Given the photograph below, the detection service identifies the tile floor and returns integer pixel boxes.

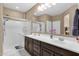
[3,47,30,56]
[3,32,30,56]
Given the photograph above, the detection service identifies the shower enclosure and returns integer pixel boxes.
[3,17,27,55]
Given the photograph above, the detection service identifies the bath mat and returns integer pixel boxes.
[15,46,23,49]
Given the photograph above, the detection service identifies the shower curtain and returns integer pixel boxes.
[73,9,79,36]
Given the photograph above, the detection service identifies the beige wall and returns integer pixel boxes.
[52,15,62,21]
[25,4,39,21]
[0,4,3,56]
[52,15,63,34]
[38,15,52,21]
[3,7,25,19]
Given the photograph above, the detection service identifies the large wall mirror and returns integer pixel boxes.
[31,21,46,33]
[45,20,51,33]
[52,20,61,34]
[33,3,78,37]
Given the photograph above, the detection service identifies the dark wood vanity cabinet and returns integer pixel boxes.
[25,36,79,56]
[25,36,41,56]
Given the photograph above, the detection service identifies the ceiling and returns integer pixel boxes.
[35,3,76,16]
[3,3,36,12]
[3,3,76,16]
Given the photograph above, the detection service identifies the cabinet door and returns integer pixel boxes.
[28,38,33,54]
[25,37,29,51]
[54,52,62,56]
[33,39,41,56]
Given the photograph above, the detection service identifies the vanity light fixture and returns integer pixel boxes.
[51,3,56,5]
[37,3,56,12]
[40,4,47,10]
[37,6,44,11]
[44,3,52,8]
[35,3,56,15]
[37,3,48,12]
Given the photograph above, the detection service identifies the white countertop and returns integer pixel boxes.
[23,34,79,54]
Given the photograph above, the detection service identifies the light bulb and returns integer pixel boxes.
[44,3,52,8]
[51,3,56,5]
[41,4,47,10]
[37,6,44,11]
[16,6,19,9]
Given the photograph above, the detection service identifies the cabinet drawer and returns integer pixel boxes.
[33,44,40,53]
[54,52,63,56]
[33,51,40,56]
[41,42,55,51]
[54,46,79,56]
[41,48,54,56]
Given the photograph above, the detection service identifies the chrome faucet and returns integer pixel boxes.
[50,34,53,39]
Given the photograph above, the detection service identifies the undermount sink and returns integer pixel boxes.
[51,37,66,44]
[52,37,74,45]
[52,36,66,41]
[58,37,64,41]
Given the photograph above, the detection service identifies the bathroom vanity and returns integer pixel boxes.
[24,34,79,56]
